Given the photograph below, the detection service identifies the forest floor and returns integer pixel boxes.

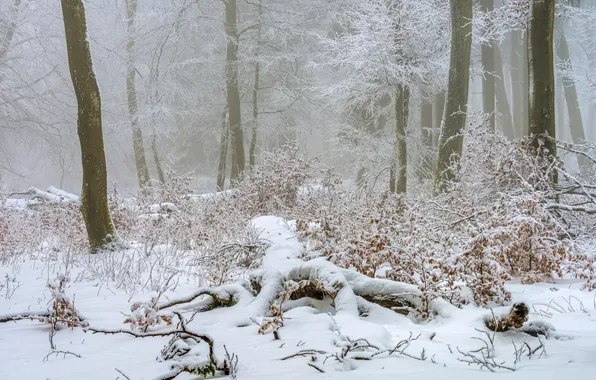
[1,216,596,380]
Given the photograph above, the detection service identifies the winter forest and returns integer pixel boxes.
[2,0,596,379]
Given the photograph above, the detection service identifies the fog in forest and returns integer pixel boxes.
[1,0,592,195]
[3,2,596,378]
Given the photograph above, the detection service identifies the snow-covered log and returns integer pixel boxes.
[157,216,432,326]
[27,187,79,204]
[46,186,80,202]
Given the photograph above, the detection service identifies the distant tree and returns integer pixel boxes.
[0,0,20,60]
[320,0,449,193]
[511,29,529,138]
[225,0,245,185]
[556,30,587,167]
[124,0,151,187]
[434,0,473,193]
[61,0,115,252]
[481,0,496,130]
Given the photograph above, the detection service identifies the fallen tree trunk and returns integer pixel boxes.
[157,216,430,324]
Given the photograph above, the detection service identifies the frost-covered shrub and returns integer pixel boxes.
[231,145,314,216]
[294,127,587,311]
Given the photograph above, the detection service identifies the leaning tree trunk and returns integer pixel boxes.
[434,0,473,193]
[494,44,515,139]
[225,0,245,185]
[528,0,557,180]
[556,32,587,168]
[125,0,150,187]
[216,108,229,191]
[481,0,496,130]
[61,0,115,252]
[389,85,409,194]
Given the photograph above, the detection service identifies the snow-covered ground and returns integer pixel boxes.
[1,216,595,380]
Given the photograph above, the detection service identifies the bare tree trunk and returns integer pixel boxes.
[389,85,409,193]
[511,29,528,138]
[494,44,515,139]
[61,0,115,252]
[225,0,245,185]
[249,62,259,171]
[556,77,565,140]
[556,32,587,167]
[433,91,445,147]
[216,108,229,191]
[481,0,495,130]
[0,0,21,60]
[249,0,262,171]
[528,0,557,177]
[125,0,150,187]
[151,131,165,184]
[434,0,473,193]
[419,95,433,179]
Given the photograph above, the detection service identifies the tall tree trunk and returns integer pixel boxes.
[249,0,262,171]
[556,32,587,167]
[556,77,565,140]
[528,0,557,177]
[494,44,515,139]
[249,62,259,171]
[420,95,433,179]
[389,85,409,193]
[434,0,473,193]
[511,29,529,138]
[61,0,115,252]
[481,0,495,130]
[125,0,150,187]
[225,0,245,185]
[433,91,445,147]
[0,0,21,60]
[216,108,229,191]
[151,130,165,184]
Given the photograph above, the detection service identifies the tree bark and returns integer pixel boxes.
[389,85,409,194]
[125,0,150,187]
[494,44,515,139]
[419,95,433,179]
[556,32,587,167]
[225,0,245,185]
[249,0,262,172]
[528,0,557,176]
[434,0,473,193]
[216,108,229,191]
[433,91,445,147]
[511,29,528,138]
[61,0,115,252]
[151,131,165,184]
[481,0,495,130]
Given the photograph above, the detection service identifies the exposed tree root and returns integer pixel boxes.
[156,284,252,312]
